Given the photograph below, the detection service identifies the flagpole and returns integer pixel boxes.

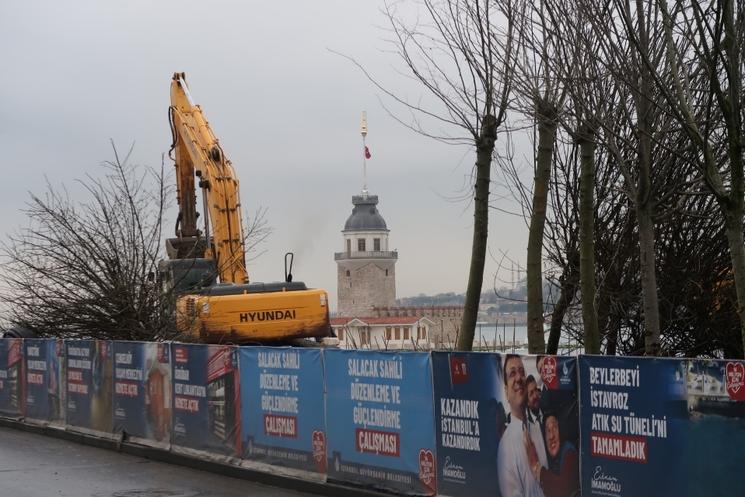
[361,111,368,197]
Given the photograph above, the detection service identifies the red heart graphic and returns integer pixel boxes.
[541,356,558,390]
[312,430,327,472]
[418,448,436,493]
[726,362,745,401]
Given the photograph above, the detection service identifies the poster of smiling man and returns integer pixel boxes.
[434,353,578,497]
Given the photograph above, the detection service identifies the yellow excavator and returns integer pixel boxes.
[159,72,331,344]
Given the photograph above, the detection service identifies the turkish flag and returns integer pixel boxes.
[364,146,371,159]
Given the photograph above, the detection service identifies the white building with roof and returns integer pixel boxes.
[331,315,435,350]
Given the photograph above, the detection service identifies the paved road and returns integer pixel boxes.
[0,426,313,497]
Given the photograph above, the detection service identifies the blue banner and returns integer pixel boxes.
[324,350,437,496]
[171,343,241,455]
[432,353,578,497]
[65,340,113,432]
[113,341,172,444]
[239,347,327,473]
[432,352,501,497]
[0,338,24,417]
[24,339,54,420]
[579,355,745,497]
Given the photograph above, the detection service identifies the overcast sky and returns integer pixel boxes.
[0,0,531,312]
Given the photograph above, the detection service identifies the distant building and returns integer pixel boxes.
[335,193,397,317]
[371,305,463,349]
[334,191,463,349]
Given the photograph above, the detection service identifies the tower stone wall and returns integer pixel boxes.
[337,261,396,317]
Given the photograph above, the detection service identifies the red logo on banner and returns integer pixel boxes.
[157,343,169,363]
[726,362,745,401]
[418,449,436,491]
[450,356,469,384]
[207,347,233,382]
[312,430,327,472]
[175,347,188,364]
[541,356,558,390]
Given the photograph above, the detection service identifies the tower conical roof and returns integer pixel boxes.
[343,195,388,231]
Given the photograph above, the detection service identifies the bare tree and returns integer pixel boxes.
[625,0,745,357]
[542,137,582,353]
[508,0,568,353]
[580,0,689,355]
[547,0,614,354]
[503,0,616,353]
[361,0,520,351]
[0,144,272,342]
[1,144,172,340]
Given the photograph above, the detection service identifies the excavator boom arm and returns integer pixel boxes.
[169,72,248,284]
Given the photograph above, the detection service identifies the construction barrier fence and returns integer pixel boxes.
[1,338,744,497]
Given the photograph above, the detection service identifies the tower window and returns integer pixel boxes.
[346,270,350,277]
[374,238,381,251]
[385,269,389,276]
[358,238,366,251]
[346,239,351,253]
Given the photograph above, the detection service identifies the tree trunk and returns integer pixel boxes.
[633,0,662,356]
[605,314,620,356]
[723,200,745,358]
[578,126,600,353]
[721,0,745,358]
[638,204,661,354]
[546,249,579,354]
[527,106,558,354]
[596,282,612,354]
[457,114,498,351]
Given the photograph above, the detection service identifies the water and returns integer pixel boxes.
[474,323,527,346]
[469,323,582,355]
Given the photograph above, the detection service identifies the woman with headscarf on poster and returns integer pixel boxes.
[523,412,579,497]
